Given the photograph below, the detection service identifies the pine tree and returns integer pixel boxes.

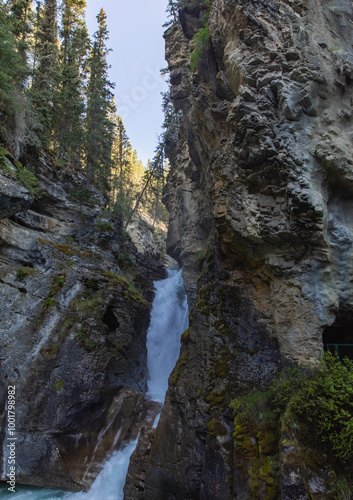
[0,1,22,127]
[85,8,115,189]
[7,0,33,80]
[0,0,37,157]
[164,0,179,27]
[56,0,89,165]
[110,116,134,217]
[125,138,168,228]
[30,0,59,146]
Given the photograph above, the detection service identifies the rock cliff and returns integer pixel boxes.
[0,149,164,491]
[126,0,353,498]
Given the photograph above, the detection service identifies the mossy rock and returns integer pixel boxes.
[40,345,59,360]
[48,274,66,297]
[54,380,64,392]
[172,352,190,384]
[70,291,104,320]
[207,418,228,436]
[181,328,191,343]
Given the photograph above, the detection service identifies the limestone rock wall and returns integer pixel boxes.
[126,0,353,498]
[0,151,164,491]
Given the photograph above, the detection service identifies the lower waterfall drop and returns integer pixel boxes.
[2,269,188,499]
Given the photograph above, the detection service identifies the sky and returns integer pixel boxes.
[85,0,169,166]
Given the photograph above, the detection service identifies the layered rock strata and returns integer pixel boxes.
[126,0,353,498]
[0,150,164,491]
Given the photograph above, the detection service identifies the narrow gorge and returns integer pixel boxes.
[1,0,353,498]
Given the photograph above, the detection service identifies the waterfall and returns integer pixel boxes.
[147,269,189,402]
[1,269,188,499]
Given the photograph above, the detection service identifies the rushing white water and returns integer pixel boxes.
[1,269,188,499]
[147,269,189,402]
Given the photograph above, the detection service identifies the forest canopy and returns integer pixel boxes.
[0,0,170,225]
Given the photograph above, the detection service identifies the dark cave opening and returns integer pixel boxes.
[323,322,353,360]
[103,306,120,332]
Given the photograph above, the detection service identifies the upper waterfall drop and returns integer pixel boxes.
[147,269,189,403]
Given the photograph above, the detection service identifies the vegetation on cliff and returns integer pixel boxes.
[231,353,353,497]
[0,0,167,227]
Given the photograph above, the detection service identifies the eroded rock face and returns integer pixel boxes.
[127,0,353,498]
[0,152,163,491]
[0,171,32,219]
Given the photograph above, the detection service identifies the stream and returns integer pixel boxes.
[0,269,188,499]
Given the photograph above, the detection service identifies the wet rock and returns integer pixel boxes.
[0,151,163,491]
[128,0,353,497]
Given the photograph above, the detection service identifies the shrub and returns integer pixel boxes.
[269,365,307,414]
[231,353,353,463]
[16,164,42,198]
[48,274,66,297]
[290,353,353,462]
[15,267,32,281]
[117,252,135,270]
[0,147,12,173]
[69,186,91,203]
[96,220,113,232]
[190,23,211,72]
[44,298,58,308]
[231,390,275,426]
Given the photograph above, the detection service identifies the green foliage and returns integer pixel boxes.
[104,271,146,304]
[15,266,33,281]
[54,380,64,391]
[0,5,22,109]
[16,164,42,198]
[190,23,211,72]
[56,0,89,165]
[49,274,66,297]
[30,0,60,145]
[290,353,353,462]
[230,390,275,426]
[270,366,306,414]
[69,186,91,203]
[336,475,353,500]
[44,297,58,308]
[120,227,128,242]
[196,250,206,262]
[172,352,189,384]
[85,8,115,189]
[0,148,13,173]
[96,220,113,231]
[74,325,99,351]
[0,149,41,197]
[117,252,134,270]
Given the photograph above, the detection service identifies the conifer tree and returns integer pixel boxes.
[0,1,22,124]
[30,0,59,146]
[164,0,179,27]
[0,0,37,156]
[110,116,133,217]
[56,0,89,165]
[7,0,33,79]
[85,8,115,189]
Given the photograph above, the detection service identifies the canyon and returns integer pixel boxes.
[1,0,353,498]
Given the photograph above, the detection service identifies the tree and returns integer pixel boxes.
[30,0,59,146]
[0,0,37,157]
[85,8,115,190]
[7,0,33,79]
[125,138,168,228]
[164,0,179,27]
[55,0,89,165]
